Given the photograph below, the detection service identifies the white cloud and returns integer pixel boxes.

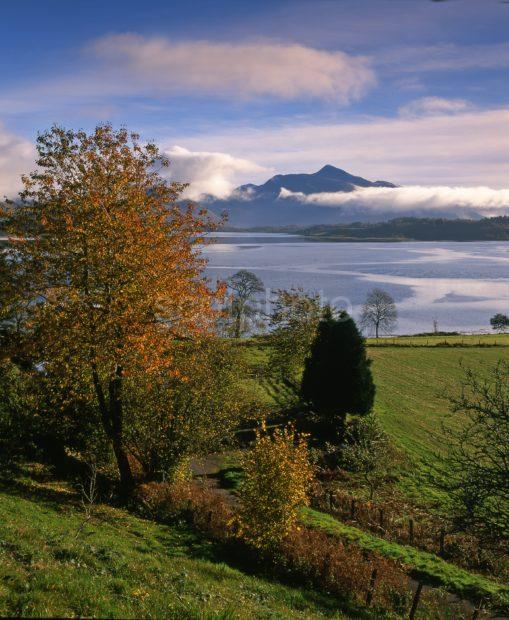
[279,185,509,216]
[0,125,34,198]
[0,129,265,201]
[172,107,509,188]
[89,34,376,102]
[398,97,472,118]
[163,146,268,199]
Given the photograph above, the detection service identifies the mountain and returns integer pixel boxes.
[203,165,459,227]
[237,165,396,198]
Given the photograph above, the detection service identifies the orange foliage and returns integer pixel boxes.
[6,124,223,491]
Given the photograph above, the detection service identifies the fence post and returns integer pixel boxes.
[471,599,484,620]
[439,528,445,556]
[409,582,423,620]
[408,518,414,544]
[322,552,332,582]
[350,498,356,519]
[365,567,378,606]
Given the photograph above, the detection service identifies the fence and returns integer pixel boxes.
[311,488,501,577]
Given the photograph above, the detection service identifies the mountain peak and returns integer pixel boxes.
[316,164,347,176]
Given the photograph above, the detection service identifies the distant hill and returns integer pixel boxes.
[294,216,509,242]
[204,165,471,227]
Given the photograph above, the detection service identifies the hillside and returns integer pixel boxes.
[0,465,364,619]
[2,338,508,618]
[369,344,509,502]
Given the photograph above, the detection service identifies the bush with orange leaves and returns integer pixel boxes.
[238,424,314,551]
[134,479,234,541]
[280,525,409,612]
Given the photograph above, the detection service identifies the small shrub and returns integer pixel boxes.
[238,424,314,551]
[134,480,234,541]
[341,413,398,500]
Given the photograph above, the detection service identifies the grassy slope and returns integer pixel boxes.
[369,346,509,502]
[0,467,366,619]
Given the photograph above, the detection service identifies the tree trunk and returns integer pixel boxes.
[109,366,134,498]
[233,301,244,338]
[375,322,379,339]
[92,364,134,499]
[111,437,134,498]
[234,312,241,338]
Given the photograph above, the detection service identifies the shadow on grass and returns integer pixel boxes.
[209,466,244,490]
[0,474,79,509]
[153,523,377,619]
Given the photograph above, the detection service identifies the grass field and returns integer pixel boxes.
[367,333,509,347]
[242,338,509,506]
[369,345,509,503]
[0,465,369,619]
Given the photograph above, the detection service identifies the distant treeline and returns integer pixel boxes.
[221,217,509,241]
[297,216,509,241]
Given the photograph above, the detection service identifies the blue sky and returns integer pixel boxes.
[1,0,509,209]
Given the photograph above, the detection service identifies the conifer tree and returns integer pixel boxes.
[300,308,375,441]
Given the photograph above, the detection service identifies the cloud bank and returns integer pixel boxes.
[163,146,268,199]
[279,185,509,216]
[0,125,34,198]
[89,34,375,102]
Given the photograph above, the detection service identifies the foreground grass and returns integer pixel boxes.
[302,508,509,609]
[0,466,368,619]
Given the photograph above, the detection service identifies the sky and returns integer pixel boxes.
[1,0,509,212]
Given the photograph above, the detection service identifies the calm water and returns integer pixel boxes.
[203,233,509,335]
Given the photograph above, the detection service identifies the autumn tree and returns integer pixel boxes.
[5,124,220,496]
[225,270,264,338]
[360,288,397,338]
[268,288,322,391]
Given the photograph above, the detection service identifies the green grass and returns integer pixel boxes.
[0,465,368,619]
[369,346,509,503]
[301,508,509,608]
[243,339,509,506]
